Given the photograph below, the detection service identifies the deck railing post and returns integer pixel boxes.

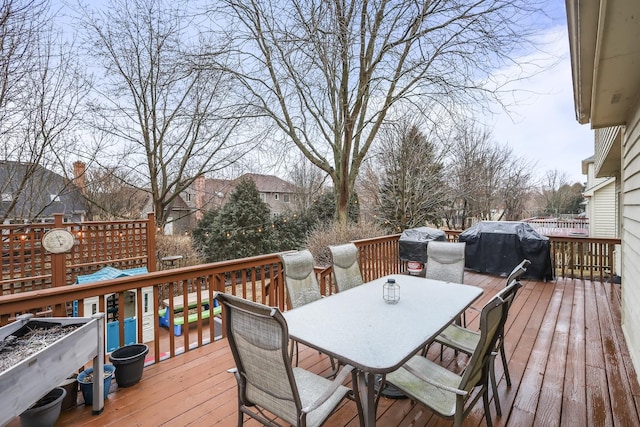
[147,212,157,272]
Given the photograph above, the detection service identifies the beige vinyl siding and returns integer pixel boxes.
[622,102,640,378]
[596,126,619,172]
[592,181,617,237]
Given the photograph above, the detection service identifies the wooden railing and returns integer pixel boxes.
[0,253,286,364]
[548,236,620,281]
[0,231,621,368]
[1,213,155,294]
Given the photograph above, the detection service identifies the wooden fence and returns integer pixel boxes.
[1,213,155,295]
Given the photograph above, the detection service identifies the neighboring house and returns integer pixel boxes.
[581,156,618,238]
[183,173,299,222]
[566,0,640,380]
[138,173,299,235]
[0,161,88,223]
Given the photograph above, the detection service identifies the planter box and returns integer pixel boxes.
[0,313,106,426]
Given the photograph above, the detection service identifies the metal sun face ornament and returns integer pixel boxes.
[383,278,400,304]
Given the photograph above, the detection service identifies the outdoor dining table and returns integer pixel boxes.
[282,274,483,427]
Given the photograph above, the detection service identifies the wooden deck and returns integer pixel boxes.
[11,272,640,427]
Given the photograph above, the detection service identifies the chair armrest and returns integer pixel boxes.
[302,364,354,413]
[468,305,481,313]
[403,364,468,396]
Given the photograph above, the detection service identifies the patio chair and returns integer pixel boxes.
[280,250,322,309]
[425,241,466,325]
[329,243,363,292]
[219,293,354,427]
[280,250,336,372]
[425,241,466,283]
[432,279,524,416]
[382,293,508,427]
[507,259,531,283]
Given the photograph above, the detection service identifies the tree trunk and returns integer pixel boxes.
[335,179,350,225]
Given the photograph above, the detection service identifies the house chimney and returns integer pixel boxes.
[73,161,86,194]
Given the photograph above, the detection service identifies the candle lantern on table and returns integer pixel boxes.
[383,278,400,304]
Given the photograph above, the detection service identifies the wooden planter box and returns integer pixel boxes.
[0,313,105,426]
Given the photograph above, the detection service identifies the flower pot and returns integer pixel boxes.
[20,387,66,427]
[109,343,149,387]
[59,374,78,411]
[77,365,115,405]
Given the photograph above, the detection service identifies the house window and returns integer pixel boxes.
[186,193,192,202]
[274,193,279,200]
[259,193,266,202]
[283,194,290,203]
[50,194,61,202]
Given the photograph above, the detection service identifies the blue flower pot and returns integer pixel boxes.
[77,365,115,405]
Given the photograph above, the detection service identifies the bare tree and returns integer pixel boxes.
[213,0,541,224]
[77,0,256,230]
[0,0,89,222]
[83,165,148,220]
[538,169,584,216]
[287,154,328,214]
[444,122,514,228]
[370,121,446,231]
[498,158,535,221]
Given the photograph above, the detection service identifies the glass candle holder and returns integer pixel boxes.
[383,278,400,304]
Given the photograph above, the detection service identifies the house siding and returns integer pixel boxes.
[592,181,617,237]
[622,102,640,377]
[595,126,618,172]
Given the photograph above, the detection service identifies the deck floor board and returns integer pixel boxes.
[7,273,638,427]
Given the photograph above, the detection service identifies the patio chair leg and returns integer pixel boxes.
[500,341,512,386]
[237,399,244,426]
[289,339,299,366]
[483,387,494,427]
[490,353,502,416]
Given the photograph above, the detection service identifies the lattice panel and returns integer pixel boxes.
[1,224,53,294]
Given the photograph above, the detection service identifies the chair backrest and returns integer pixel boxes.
[280,250,322,309]
[329,243,364,292]
[495,279,523,316]
[459,293,508,392]
[219,293,303,425]
[506,259,531,285]
[425,241,466,283]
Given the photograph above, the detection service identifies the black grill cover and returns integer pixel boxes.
[459,221,553,280]
[398,227,447,263]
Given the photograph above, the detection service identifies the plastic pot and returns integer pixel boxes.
[59,374,78,411]
[20,387,66,427]
[77,364,115,405]
[109,343,149,387]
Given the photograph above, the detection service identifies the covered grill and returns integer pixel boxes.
[398,227,447,274]
[459,221,553,280]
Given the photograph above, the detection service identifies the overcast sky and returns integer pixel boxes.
[485,17,593,185]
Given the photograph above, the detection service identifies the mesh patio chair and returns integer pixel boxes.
[279,250,335,372]
[219,293,354,427]
[425,241,467,325]
[432,279,524,416]
[382,293,508,427]
[329,243,364,293]
[462,258,531,320]
[425,241,466,283]
[280,250,322,309]
[507,259,531,284]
